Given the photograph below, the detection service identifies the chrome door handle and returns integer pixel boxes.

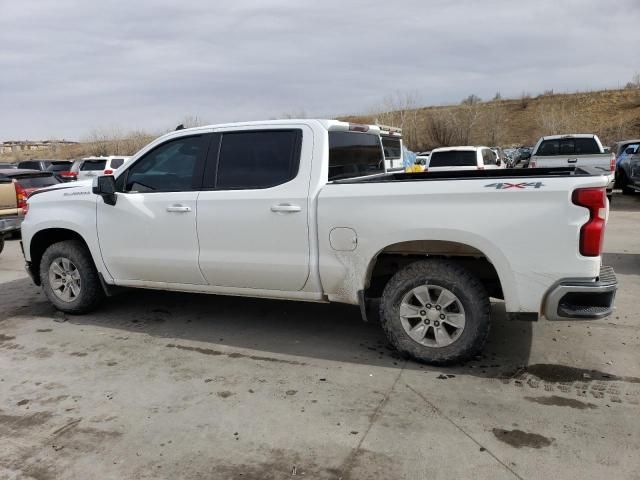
[271,203,301,213]
[568,158,578,163]
[166,205,192,213]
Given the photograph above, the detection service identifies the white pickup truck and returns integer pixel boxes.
[20,120,617,364]
[529,134,615,197]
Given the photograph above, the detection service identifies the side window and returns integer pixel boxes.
[482,149,495,165]
[122,135,206,193]
[110,158,125,169]
[214,130,301,190]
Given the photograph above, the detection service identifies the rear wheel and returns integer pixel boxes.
[0,236,4,255]
[40,240,104,313]
[380,259,490,365]
[619,171,634,195]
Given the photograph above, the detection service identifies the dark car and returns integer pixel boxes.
[0,168,62,197]
[16,160,75,181]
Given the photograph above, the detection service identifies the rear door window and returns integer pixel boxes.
[213,130,302,189]
[429,150,477,167]
[328,132,385,180]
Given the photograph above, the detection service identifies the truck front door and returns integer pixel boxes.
[96,134,210,285]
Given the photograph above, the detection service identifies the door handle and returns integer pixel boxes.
[166,205,192,213]
[568,158,578,163]
[271,203,301,213]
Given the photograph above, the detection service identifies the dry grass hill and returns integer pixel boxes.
[2,88,640,162]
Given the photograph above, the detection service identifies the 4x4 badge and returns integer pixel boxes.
[485,182,545,190]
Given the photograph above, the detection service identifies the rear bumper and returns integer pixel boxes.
[0,216,21,235]
[544,266,617,321]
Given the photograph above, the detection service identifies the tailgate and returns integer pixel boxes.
[0,181,18,217]
[532,154,611,169]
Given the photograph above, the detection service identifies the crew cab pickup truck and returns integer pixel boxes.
[20,120,617,364]
[529,134,615,196]
[0,175,25,251]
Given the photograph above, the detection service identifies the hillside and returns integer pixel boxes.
[344,88,640,151]
[2,88,640,162]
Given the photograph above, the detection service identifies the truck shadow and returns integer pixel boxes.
[1,277,532,378]
[610,192,640,212]
[602,252,640,276]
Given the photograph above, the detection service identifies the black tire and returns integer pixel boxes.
[40,240,104,314]
[619,171,634,195]
[0,236,4,255]
[379,259,490,365]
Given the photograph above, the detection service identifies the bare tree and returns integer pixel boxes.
[461,94,482,106]
[180,115,208,129]
[537,102,584,135]
[520,92,531,109]
[484,104,503,146]
[373,91,421,148]
[425,109,456,147]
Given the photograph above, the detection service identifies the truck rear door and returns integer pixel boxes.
[196,126,312,291]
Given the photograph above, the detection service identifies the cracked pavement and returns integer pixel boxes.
[1,193,639,479]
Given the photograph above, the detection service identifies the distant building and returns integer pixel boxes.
[0,139,78,154]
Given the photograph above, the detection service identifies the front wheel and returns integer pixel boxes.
[40,240,105,314]
[380,260,491,365]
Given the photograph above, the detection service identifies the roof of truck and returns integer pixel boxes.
[538,134,597,140]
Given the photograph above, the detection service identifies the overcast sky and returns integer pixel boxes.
[1,0,639,140]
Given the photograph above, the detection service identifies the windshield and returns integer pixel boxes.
[81,160,107,171]
[536,138,601,156]
[381,137,402,160]
[429,150,477,167]
[48,162,73,172]
[328,132,385,180]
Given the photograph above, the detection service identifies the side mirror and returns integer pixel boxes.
[92,175,117,206]
[496,159,502,166]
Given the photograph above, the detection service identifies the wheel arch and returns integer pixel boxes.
[28,228,93,285]
[363,239,512,307]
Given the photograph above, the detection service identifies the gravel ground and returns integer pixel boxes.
[0,193,639,480]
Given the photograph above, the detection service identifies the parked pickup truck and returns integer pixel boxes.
[0,175,25,253]
[529,134,615,197]
[20,120,617,364]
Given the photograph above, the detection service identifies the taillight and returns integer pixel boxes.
[60,171,77,179]
[14,181,28,215]
[610,153,616,172]
[103,169,113,175]
[572,187,606,257]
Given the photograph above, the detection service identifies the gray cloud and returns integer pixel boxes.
[1,0,638,140]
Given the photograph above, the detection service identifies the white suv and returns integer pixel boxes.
[426,147,504,172]
[70,156,130,181]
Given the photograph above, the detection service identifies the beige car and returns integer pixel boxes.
[0,176,21,254]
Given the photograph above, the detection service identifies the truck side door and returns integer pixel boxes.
[96,133,211,285]
[196,126,312,291]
